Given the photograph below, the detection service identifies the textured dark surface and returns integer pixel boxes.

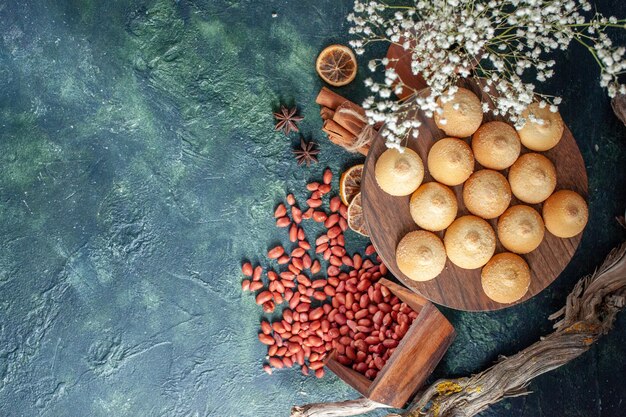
[0,1,624,416]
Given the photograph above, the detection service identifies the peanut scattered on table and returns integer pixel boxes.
[240,168,417,379]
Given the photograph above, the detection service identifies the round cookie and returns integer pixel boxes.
[481,253,531,304]
[508,153,557,204]
[463,170,512,219]
[517,102,564,151]
[396,230,447,282]
[542,190,588,238]
[410,182,458,231]
[427,138,475,186]
[444,215,496,269]
[434,87,483,137]
[375,147,424,196]
[471,121,521,170]
[497,205,545,254]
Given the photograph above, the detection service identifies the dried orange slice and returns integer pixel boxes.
[316,45,357,87]
[347,192,369,237]
[339,164,364,206]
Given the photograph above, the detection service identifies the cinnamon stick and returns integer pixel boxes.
[326,135,346,150]
[316,87,358,110]
[322,120,356,146]
[320,106,335,121]
[322,120,369,156]
[332,102,367,136]
[317,87,372,156]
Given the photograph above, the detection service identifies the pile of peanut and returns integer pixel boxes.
[241,168,417,380]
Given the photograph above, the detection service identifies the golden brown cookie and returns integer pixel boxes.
[375,147,424,196]
[481,253,531,304]
[517,102,564,151]
[471,121,521,170]
[508,153,557,204]
[427,138,475,186]
[463,170,512,219]
[497,205,545,254]
[410,182,458,231]
[434,87,483,137]
[396,230,447,281]
[542,190,588,238]
[444,215,496,269]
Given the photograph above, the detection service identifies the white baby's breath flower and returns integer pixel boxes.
[348,0,626,148]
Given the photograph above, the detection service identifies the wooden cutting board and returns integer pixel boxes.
[361,78,588,311]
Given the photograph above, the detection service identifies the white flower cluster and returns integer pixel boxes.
[347,0,626,149]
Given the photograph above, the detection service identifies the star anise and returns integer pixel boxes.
[274,105,304,135]
[293,138,319,166]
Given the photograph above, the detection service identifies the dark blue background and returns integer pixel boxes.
[0,1,624,416]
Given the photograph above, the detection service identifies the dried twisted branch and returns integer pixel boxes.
[291,242,626,417]
[291,398,391,417]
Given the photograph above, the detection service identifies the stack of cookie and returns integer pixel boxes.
[373,87,588,304]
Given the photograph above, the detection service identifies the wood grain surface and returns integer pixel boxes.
[361,79,589,311]
[326,278,456,408]
[385,42,427,100]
